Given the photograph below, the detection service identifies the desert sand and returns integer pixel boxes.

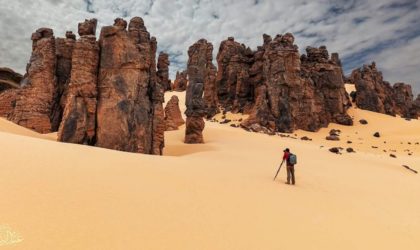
[0,87,419,249]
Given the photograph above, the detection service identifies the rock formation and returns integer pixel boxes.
[392,83,415,118]
[300,46,353,126]
[412,95,420,118]
[95,17,164,154]
[0,68,22,92]
[216,37,253,113]
[352,62,418,118]
[241,34,352,133]
[172,70,188,91]
[164,95,185,130]
[51,31,76,131]
[157,52,171,91]
[0,68,22,117]
[0,89,18,117]
[9,28,57,133]
[185,39,211,143]
[58,19,99,144]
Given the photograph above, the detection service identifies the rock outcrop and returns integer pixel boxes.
[241,34,352,133]
[0,68,22,92]
[172,70,188,91]
[412,95,420,118]
[58,19,99,144]
[9,28,57,133]
[0,89,18,117]
[157,52,171,91]
[0,68,22,117]
[185,39,211,143]
[300,46,353,126]
[352,62,418,118]
[164,95,185,130]
[216,37,253,113]
[51,31,76,131]
[94,17,164,154]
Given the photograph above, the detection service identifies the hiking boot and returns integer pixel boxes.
[285,182,290,185]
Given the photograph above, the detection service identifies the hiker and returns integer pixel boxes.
[283,148,296,185]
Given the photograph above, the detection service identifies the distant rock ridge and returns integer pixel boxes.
[351,62,418,119]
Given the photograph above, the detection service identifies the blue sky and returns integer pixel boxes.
[1,0,419,94]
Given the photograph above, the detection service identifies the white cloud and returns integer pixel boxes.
[0,0,419,94]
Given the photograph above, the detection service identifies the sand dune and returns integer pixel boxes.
[0,90,419,249]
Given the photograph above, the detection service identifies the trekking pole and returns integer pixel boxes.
[273,161,284,181]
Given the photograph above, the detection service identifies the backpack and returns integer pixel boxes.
[289,154,297,165]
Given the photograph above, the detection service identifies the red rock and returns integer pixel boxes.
[78,19,97,36]
[352,62,418,118]
[157,52,171,91]
[301,46,353,127]
[58,21,99,144]
[96,17,164,154]
[216,37,253,113]
[0,89,18,118]
[10,28,57,133]
[185,116,205,143]
[150,37,165,155]
[51,31,76,131]
[242,35,352,132]
[164,95,185,130]
[185,39,213,143]
[172,70,188,91]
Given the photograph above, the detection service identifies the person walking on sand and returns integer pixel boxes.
[283,148,296,185]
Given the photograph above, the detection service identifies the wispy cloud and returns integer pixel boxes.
[0,0,419,94]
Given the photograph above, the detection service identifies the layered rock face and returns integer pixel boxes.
[185,39,211,143]
[164,95,185,130]
[0,68,22,92]
[95,17,164,154]
[172,70,188,91]
[241,34,352,133]
[216,37,253,113]
[51,31,76,131]
[10,28,57,133]
[352,62,418,118]
[58,19,99,144]
[157,52,171,91]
